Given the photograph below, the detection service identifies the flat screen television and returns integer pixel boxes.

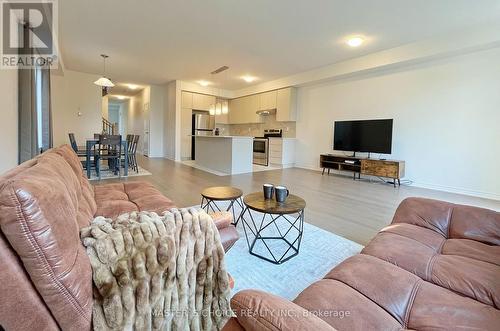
[334,119,393,154]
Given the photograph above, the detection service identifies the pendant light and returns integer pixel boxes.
[215,100,222,115]
[221,68,229,114]
[222,100,228,114]
[94,54,115,87]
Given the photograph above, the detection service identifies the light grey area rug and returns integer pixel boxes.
[195,202,363,300]
[88,165,152,181]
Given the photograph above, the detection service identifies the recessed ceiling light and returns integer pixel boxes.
[116,95,126,100]
[346,36,364,47]
[127,84,138,90]
[198,80,211,87]
[242,75,257,83]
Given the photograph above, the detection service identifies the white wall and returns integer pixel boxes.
[51,70,102,146]
[149,85,164,157]
[0,70,18,173]
[119,101,129,136]
[125,92,142,154]
[163,81,178,160]
[108,103,120,131]
[295,47,500,200]
[101,95,109,120]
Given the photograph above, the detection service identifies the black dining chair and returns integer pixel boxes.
[68,133,86,156]
[130,135,140,173]
[120,134,134,173]
[96,135,122,180]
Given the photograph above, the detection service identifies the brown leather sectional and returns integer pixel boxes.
[0,145,239,330]
[225,198,500,330]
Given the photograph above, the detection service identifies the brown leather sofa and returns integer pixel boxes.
[225,197,500,330]
[0,145,239,331]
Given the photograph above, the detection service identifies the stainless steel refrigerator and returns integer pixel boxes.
[191,113,215,160]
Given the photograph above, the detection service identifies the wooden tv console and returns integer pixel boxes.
[320,154,405,187]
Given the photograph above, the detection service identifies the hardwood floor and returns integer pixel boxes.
[100,156,500,246]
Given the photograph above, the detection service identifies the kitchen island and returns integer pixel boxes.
[193,136,253,175]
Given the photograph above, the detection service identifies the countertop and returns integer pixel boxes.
[190,135,295,139]
[191,135,254,139]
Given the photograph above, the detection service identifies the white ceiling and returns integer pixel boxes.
[108,84,144,97]
[59,0,500,90]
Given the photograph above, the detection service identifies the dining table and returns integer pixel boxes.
[85,138,128,178]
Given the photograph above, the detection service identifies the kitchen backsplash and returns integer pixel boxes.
[216,114,296,137]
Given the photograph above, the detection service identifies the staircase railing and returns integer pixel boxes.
[102,117,117,135]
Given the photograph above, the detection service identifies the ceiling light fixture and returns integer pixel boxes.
[115,95,126,100]
[242,75,257,83]
[346,36,364,47]
[94,54,115,87]
[198,80,211,87]
[127,84,138,90]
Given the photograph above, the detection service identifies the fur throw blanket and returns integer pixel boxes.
[80,208,232,331]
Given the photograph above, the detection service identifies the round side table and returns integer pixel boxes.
[240,192,306,264]
[200,186,244,225]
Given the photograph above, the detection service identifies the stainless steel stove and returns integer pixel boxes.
[253,129,282,166]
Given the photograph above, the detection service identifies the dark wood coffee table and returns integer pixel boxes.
[200,186,244,225]
[240,192,306,264]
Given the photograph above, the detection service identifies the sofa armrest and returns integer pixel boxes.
[230,290,336,331]
[209,211,239,252]
[209,211,233,230]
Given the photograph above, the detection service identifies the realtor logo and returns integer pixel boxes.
[1,0,58,68]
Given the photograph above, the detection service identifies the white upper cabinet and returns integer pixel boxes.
[192,93,216,111]
[228,94,262,124]
[228,98,244,124]
[225,87,297,124]
[181,91,193,109]
[276,87,297,122]
[258,90,277,111]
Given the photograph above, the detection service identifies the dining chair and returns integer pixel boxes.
[68,133,86,156]
[96,134,122,180]
[131,135,140,173]
[120,134,134,173]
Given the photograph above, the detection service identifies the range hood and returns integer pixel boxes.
[256,109,276,116]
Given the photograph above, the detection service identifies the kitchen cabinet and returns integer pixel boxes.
[228,94,262,124]
[268,138,296,166]
[215,107,229,124]
[192,93,216,111]
[276,87,297,122]
[258,90,277,111]
[181,91,193,109]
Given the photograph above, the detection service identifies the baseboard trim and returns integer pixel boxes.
[294,164,500,201]
[411,182,500,202]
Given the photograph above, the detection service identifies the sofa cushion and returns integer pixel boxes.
[448,204,500,245]
[409,278,500,330]
[324,254,420,326]
[94,181,176,218]
[361,224,444,280]
[392,197,500,245]
[0,152,92,330]
[318,254,500,330]
[294,278,402,330]
[363,220,500,309]
[442,238,500,265]
[231,289,336,331]
[52,144,96,228]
